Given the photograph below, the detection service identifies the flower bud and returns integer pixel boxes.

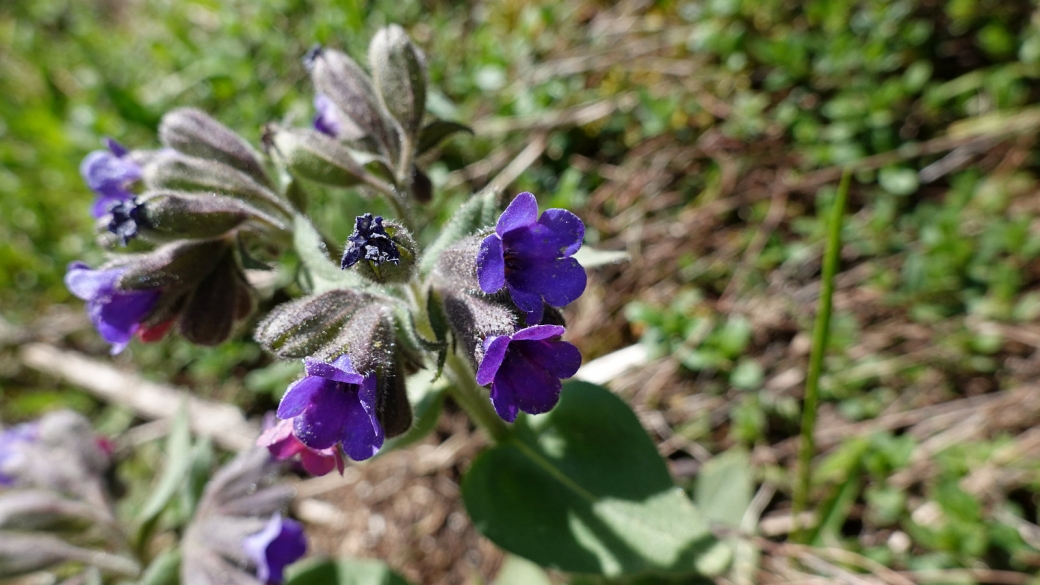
[255,289,373,359]
[369,24,427,138]
[142,150,291,221]
[115,238,229,292]
[159,108,272,188]
[341,215,416,284]
[325,302,397,373]
[375,360,412,438]
[440,289,517,367]
[309,46,399,158]
[177,251,252,346]
[135,190,287,240]
[264,125,392,188]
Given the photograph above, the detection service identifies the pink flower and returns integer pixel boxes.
[257,418,344,477]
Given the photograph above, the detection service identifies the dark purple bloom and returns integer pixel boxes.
[0,422,39,485]
[80,138,142,218]
[340,213,400,269]
[105,197,147,245]
[257,418,345,477]
[276,355,384,461]
[476,324,582,422]
[242,513,307,585]
[64,262,160,354]
[313,94,342,138]
[476,192,586,323]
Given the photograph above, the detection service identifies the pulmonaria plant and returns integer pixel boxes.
[59,22,605,585]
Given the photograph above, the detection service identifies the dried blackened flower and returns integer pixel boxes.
[341,213,400,269]
[105,197,147,245]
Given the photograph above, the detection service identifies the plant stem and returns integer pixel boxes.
[793,169,851,542]
[445,351,510,443]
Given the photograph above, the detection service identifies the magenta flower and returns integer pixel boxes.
[242,513,307,585]
[80,138,141,218]
[476,192,586,323]
[64,262,160,354]
[476,324,582,422]
[257,418,345,477]
[276,355,384,461]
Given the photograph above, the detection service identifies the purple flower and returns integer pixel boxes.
[476,324,582,422]
[477,192,586,323]
[340,213,400,269]
[80,138,142,218]
[64,262,160,354]
[313,94,343,138]
[105,197,147,245]
[0,422,39,485]
[257,418,345,477]
[242,513,307,585]
[276,355,384,461]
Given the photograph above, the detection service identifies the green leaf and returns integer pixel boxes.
[416,119,473,155]
[462,381,729,578]
[137,404,192,526]
[694,449,753,529]
[420,191,496,273]
[493,555,552,585]
[178,437,214,522]
[286,558,413,585]
[293,214,363,293]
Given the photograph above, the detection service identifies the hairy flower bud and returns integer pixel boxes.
[159,108,272,188]
[309,46,399,159]
[134,190,287,240]
[264,125,392,188]
[440,289,517,367]
[142,150,291,221]
[369,24,427,139]
[255,289,373,359]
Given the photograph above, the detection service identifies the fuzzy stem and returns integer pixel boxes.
[793,169,851,542]
[445,351,510,443]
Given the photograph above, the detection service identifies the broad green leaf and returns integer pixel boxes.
[137,405,192,525]
[463,381,729,578]
[694,449,753,529]
[293,214,363,293]
[493,555,552,585]
[420,191,496,273]
[286,558,413,585]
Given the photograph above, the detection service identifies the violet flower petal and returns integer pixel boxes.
[477,234,506,294]
[495,191,539,235]
[277,377,326,419]
[475,335,511,385]
[242,513,306,585]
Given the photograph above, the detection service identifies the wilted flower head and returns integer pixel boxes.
[276,355,384,461]
[64,262,160,354]
[80,138,142,218]
[105,197,147,245]
[242,513,307,585]
[341,213,400,269]
[477,192,586,323]
[257,418,344,477]
[476,324,582,422]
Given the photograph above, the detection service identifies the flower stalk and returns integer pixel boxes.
[793,169,851,542]
[446,351,510,443]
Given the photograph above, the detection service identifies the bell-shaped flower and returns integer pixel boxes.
[257,418,345,477]
[242,513,307,585]
[476,324,582,422]
[477,192,586,323]
[64,262,160,354]
[276,355,384,461]
[80,138,142,218]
